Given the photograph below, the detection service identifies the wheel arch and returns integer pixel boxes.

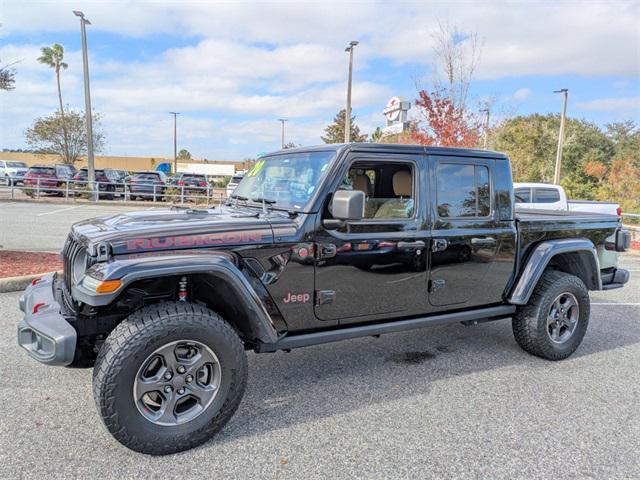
[72,252,281,344]
[508,238,601,305]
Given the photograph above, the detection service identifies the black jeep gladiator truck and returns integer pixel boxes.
[18,144,631,455]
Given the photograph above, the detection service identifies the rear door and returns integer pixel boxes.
[428,155,504,308]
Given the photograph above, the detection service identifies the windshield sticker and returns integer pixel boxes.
[247,159,265,177]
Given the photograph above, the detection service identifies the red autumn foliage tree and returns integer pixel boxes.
[411,88,482,147]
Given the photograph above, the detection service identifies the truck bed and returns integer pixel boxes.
[515,208,620,263]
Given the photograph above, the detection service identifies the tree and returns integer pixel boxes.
[488,113,616,200]
[0,59,17,90]
[38,44,70,161]
[430,22,482,114]
[369,127,383,143]
[25,110,104,164]
[321,109,367,143]
[177,149,192,161]
[411,88,482,147]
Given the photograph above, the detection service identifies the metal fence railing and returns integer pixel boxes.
[0,178,227,206]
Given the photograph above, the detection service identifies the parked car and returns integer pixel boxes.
[17,144,631,455]
[0,160,29,185]
[514,183,621,215]
[226,172,244,197]
[23,165,67,194]
[128,171,169,201]
[176,173,209,195]
[72,168,119,199]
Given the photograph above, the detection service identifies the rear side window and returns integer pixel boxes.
[514,188,531,203]
[437,163,491,218]
[534,188,560,203]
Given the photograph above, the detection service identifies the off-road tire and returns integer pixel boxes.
[512,270,590,360]
[93,302,247,455]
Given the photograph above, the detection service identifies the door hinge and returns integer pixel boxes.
[429,279,446,293]
[315,290,336,306]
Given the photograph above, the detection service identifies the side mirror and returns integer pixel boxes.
[331,189,364,220]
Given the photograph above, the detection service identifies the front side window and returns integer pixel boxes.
[233,151,335,211]
[437,163,491,218]
[534,188,560,203]
[340,162,414,219]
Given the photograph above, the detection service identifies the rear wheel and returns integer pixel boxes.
[512,270,590,360]
[93,302,247,455]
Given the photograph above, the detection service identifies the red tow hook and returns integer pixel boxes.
[32,302,47,314]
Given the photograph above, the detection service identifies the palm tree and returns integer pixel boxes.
[38,44,70,162]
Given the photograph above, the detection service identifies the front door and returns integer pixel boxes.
[428,156,502,307]
[313,153,429,323]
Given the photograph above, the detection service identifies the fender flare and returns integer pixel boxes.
[508,238,601,305]
[72,252,279,343]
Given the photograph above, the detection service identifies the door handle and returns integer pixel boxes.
[397,240,426,248]
[471,237,497,247]
[432,238,448,252]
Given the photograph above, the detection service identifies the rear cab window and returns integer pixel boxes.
[514,188,531,203]
[533,188,560,203]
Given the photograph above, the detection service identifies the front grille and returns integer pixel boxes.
[62,234,84,288]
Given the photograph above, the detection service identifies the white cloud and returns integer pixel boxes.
[503,88,532,102]
[575,96,640,112]
[1,1,639,158]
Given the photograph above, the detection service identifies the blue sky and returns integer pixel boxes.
[1,1,638,161]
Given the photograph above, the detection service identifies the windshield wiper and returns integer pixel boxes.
[251,197,276,215]
[229,194,248,209]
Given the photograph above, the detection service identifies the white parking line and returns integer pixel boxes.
[36,205,84,217]
[592,303,640,306]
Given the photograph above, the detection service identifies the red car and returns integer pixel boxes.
[23,165,61,194]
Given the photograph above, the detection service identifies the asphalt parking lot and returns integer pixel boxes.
[1,200,639,478]
[0,201,161,252]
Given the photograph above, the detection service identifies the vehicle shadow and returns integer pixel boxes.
[193,300,640,452]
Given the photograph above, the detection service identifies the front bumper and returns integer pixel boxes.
[17,273,77,366]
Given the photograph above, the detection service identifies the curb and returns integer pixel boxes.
[0,271,61,293]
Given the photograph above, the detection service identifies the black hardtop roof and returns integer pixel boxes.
[264,143,508,160]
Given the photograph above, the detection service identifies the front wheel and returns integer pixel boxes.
[512,270,590,361]
[93,302,248,455]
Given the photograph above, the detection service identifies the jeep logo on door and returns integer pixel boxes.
[283,292,310,304]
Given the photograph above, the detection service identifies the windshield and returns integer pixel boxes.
[232,151,335,210]
[7,162,27,168]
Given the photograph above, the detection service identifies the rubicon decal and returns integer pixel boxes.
[126,231,263,251]
[283,292,311,304]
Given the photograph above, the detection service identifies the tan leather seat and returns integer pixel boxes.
[374,170,414,218]
[352,173,371,196]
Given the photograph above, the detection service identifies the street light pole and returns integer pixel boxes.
[278,118,288,149]
[480,107,490,149]
[344,41,358,143]
[553,89,569,185]
[73,10,95,198]
[170,112,179,174]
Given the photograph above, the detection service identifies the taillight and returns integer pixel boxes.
[199,181,207,187]
[616,207,622,216]
[177,181,185,185]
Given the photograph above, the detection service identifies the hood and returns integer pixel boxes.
[71,205,278,256]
